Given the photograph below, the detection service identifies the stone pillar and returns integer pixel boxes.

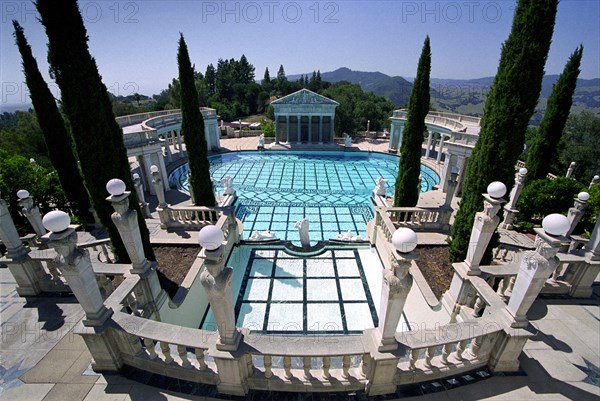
[507,228,565,328]
[425,131,434,159]
[376,251,414,351]
[455,155,467,195]
[439,167,459,232]
[0,198,47,295]
[142,154,156,195]
[151,168,171,228]
[319,116,323,143]
[187,172,196,205]
[308,115,312,143]
[296,115,301,143]
[44,224,112,326]
[585,216,600,261]
[199,246,242,351]
[132,174,151,218]
[436,134,446,163]
[396,125,404,151]
[330,114,335,141]
[464,192,506,275]
[566,193,588,236]
[107,189,167,318]
[590,175,599,189]
[285,115,290,143]
[157,152,170,191]
[176,130,183,155]
[501,168,528,230]
[17,192,46,237]
[163,135,173,163]
[439,152,457,192]
[566,161,576,178]
[275,115,280,144]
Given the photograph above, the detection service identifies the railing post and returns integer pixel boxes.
[464,183,507,275]
[566,192,589,237]
[0,197,47,295]
[501,168,528,230]
[106,179,168,319]
[568,216,600,297]
[16,190,47,237]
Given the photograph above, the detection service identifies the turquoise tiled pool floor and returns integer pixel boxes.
[169,151,440,245]
[200,247,396,335]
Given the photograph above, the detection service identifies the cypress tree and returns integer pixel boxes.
[36,0,155,262]
[450,0,558,262]
[526,46,583,180]
[13,20,93,225]
[394,36,431,207]
[177,34,216,206]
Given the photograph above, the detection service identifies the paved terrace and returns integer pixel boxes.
[2,136,598,400]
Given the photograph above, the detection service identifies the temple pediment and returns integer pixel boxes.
[272,89,339,106]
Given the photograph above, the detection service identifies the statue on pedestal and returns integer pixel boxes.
[294,218,310,248]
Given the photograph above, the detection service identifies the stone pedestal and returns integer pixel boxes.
[488,327,532,372]
[44,226,112,326]
[364,328,403,396]
[75,323,124,372]
[464,194,505,275]
[107,191,167,318]
[507,228,566,328]
[199,246,242,351]
[441,262,474,322]
[502,169,527,230]
[376,251,414,352]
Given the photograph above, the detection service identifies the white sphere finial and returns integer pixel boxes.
[132,173,140,180]
[487,181,507,199]
[577,192,590,201]
[542,214,570,236]
[42,210,71,233]
[391,227,418,253]
[519,168,528,175]
[16,189,30,200]
[198,225,224,251]
[106,178,126,196]
[150,165,159,174]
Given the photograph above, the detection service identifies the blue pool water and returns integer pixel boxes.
[169,151,439,244]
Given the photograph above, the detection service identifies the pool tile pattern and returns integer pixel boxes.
[230,248,379,335]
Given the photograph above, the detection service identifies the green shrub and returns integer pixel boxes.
[516,177,586,223]
[260,119,275,137]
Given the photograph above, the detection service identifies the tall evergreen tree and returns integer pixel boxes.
[177,34,216,206]
[36,0,155,262]
[205,64,216,97]
[13,20,93,225]
[526,45,583,180]
[276,64,287,93]
[450,0,558,262]
[394,36,431,207]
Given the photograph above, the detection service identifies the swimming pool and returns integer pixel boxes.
[169,151,439,244]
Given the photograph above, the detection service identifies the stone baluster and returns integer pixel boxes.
[342,355,351,379]
[144,338,157,359]
[507,215,569,328]
[566,161,576,178]
[424,346,436,368]
[501,168,528,229]
[441,343,452,364]
[195,348,207,371]
[409,349,419,369]
[177,345,191,367]
[263,355,273,378]
[303,356,312,380]
[106,179,167,319]
[283,356,293,379]
[454,339,468,360]
[132,173,151,218]
[590,175,599,189]
[566,192,589,236]
[160,341,174,364]
[361,354,370,378]
[0,197,47,295]
[472,296,486,317]
[464,182,507,275]
[16,190,46,237]
[322,356,331,379]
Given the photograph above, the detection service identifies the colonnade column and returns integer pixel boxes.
[297,115,301,143]
[308,115,312,142]
[164,134,172,163]
[330,114,335,141]
[157,152,169,191]
[319,116,323,143]
[437,134,447,163]
[143,153,156,195]
[275,115,279,144]
[425,131,434,159]
[285,115,290,143]
[176,130,183,155]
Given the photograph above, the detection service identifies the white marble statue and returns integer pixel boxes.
[258,134,265,148]
[344,134,352,148]
[375,176,388,196]
[249,230,277,241]
[294,218,310,248]
[335,230,364,242]
[221,176,235,195]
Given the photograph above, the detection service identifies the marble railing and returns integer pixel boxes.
[116,109,181,128]
[157,204,230,231]
[123,130,160,148]
[392,110,468,132]
[386,207,452,232]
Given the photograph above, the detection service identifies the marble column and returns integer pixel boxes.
[464,192,506,275]
[44,224,112,326]
[507,229,565,328]
[456,156,467,194]
[199,245,242,351]
[163,134,173,163]
[501,168,528,230]
[377,251,414,352]
[436,134,447,163]
[157,152,170,191]
[142,154,156,195]
[330,114,335,141]
[274,116,279,144]
[297,115,302,143]
[17,192,46,237]
[107,189,167,318]
[439,152,457,192]
[319,116,323,143]
[176,130,183,155]
[285,115,290,143]
[425,131,434,159]
[308,115,312,142]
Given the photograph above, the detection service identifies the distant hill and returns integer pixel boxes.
[290,68,600,124]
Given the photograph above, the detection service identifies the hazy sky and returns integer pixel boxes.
[1,0,599,107]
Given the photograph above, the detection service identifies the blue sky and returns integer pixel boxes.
[1,0,599,107]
